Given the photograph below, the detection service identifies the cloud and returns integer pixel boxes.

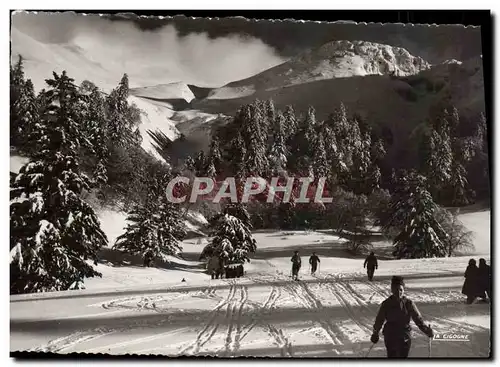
[11,12,287,88]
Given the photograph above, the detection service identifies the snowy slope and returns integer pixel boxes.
[208,40,431,100]
[130,83,196,103]
[127,95,178,161]
[10,26,203,162]
[10,212,490,357]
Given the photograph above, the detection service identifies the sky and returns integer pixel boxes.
[11,11,483,90]
[11,12,288,89]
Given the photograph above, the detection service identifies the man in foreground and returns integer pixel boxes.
[370,276,434,358]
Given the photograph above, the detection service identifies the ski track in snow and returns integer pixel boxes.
[15,267,490,357]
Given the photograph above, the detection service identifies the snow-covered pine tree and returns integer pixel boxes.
[79,81,110,185]
[244,104,269,176]
[10,71,108,294]
[387,172,448,259]
[288,106,317,175]
[114,199,186,264]
[448,156,470,206]
[331,103,351,141]
[194,150,207,176]
[466,113,489,199]
[264,99,276,148]
[283,105,298,143]
[221,203,252,227]
[319,122,342,186]
[229,132,247,179]
[348,127,373,194]
[268,111,289,175]
[93,160,109,186]
[205,158,217,178]
[312,132,329,179]
[10,56,39,153]
[201,213,257,264]
[207,136,223,175]
[105,74,141,147]
[113,168,186,264]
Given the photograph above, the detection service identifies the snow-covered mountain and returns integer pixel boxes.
[208,40,431,100]
[130,83,197,104]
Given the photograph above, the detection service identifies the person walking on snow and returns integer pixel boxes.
[478,258,491,302]
[370,276,434,358]
[309,252,320,275]
[364,251,378,281]
[291,251,301,280]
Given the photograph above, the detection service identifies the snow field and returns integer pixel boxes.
[10,215,491,358]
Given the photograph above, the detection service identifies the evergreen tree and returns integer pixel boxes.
[10,71,108,294]
[385,172,448,259]
[201,213,257,264]
[184,155,196,172]
[105,74,140,147]
[114,167,186,264]
[289,106,317,175]
[268,111,289,175]
[448,158,470,206]
[283,105,298,142]
[230,132,247,179]
[466,113,489,199]
[10,56,40,152]
[114,200,186,264]
[221,203,252,227]
[313,133,329,179]
[80,81,109,183]
[207,136,223,174]
[194,150,207,176]
[244,104,269,175]
[264,99,276,148]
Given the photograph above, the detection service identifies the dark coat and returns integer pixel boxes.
[373,295,431,339]
[478,263,491,294]
[309,255,320,265]
[462,265,486,297]
[291,254,301,267]
[364,254,378,269]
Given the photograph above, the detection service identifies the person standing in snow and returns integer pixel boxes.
[478,258,491,302]
[370,276,434,358]
[462,258,485,304]
[364,252,378,281]
[207,255,221,279]
[309,252,320,275]
[291,251,301,280]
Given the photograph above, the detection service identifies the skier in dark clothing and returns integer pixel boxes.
[309,252,320,275]
[478,258,491,301]
[462,259,485,304]
[364,252,378,281]
[291,251,301,280]
[370,276,434,358]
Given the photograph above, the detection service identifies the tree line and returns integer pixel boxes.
[10,55,488,293]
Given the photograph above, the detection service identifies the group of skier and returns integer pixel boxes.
[201,249,489,358]
[289,251,434,357]
[290,250,321,280]
[206,254,244,279]
[290,250,379,282]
